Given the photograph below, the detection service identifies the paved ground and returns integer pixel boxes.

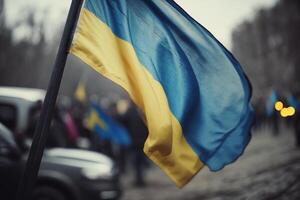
[120,127,300,200]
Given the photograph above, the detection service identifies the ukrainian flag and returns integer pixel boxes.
[85,102,131,147]
[266,90,278,117]
[74,81,87,103]
[70,0,254,187]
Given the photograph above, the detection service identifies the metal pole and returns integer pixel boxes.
[16,0,83,199]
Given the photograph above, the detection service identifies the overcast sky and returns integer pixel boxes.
[5,0,278,49]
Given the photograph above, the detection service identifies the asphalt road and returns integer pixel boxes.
[121,127,300,200]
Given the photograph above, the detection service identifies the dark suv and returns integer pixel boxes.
[0,122,121,200]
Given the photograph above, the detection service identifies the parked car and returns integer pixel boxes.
[0,122,121,200]
[0,87,45,135]
[0,86,89,148]
[0,87,122,199]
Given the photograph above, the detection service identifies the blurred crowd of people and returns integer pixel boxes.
[21,92,150,188]
[253,90,300,146]
[6,86,300,190]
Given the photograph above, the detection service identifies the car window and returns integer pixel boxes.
[0,123,15,156]
[0,104,17,131]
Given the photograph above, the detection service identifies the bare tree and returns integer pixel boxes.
[232,0,300,102]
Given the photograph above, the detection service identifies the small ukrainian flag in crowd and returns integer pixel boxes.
[71,0,254,187]
[266,90,278,117]
[85,102,131,147]
[74,81,87,103]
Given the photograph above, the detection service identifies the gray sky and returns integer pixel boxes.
[176,0,278,48]
[5,0,278,48]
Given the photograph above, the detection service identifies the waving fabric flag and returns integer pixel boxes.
[85,102,131,147]
[70,0,254,187]
[74,81,87,103]
[266,90,278,117]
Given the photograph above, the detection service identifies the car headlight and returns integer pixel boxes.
[81,165,113,180]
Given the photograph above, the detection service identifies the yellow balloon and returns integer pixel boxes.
[280,108,289,118]
[287,107,296,116]
[274,101,283,111]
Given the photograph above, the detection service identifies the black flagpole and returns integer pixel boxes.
[16,0,83,199]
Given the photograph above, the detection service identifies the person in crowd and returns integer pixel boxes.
[26,100,71,148]
[117,100,148,187]
[292,92,300,147]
